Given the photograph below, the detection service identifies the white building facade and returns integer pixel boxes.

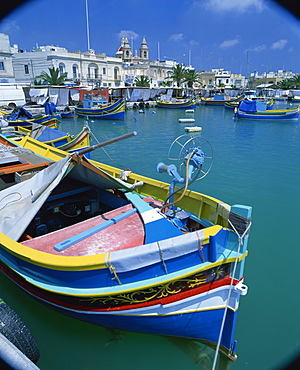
[10,36,174,88]
[12,45,123,88]
[0,33,15,83]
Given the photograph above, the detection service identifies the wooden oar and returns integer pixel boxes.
[77,131,137,155]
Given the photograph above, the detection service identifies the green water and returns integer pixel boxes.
[1,102,299,369]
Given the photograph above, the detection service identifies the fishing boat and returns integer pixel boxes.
[5,106,60,128]
[225,98,274,110]
[200,95,244,107]
[234,99,300,120]
[0,132,252,361]
[0,105,14,116]
[59,111,74,119]
[156,99,196,109]
[1,123,91,156]
[75,95,125,120]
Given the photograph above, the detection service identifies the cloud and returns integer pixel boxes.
[248,44,266,52]
[117,30,139,40]
[189,40,199,47]
[200,0,265,13]
[169,33,184,42]
[271,39,288,50]
[220,38,240,49]
[0,20,20,33]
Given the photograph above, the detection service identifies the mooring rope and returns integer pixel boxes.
[211,217,252,370]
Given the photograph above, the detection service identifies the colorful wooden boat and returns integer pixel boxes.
[0,105,14,116]
[156,99,196,109]
[59,111,74,119]
[225,98,274,110]
[75,96,125,120]
[1,123,91,155]
[200,95,244,107]
[5,106,60,128]
[234,99,300,120]
[0,133,252,361]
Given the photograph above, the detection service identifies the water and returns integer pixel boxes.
[1,101,300,370]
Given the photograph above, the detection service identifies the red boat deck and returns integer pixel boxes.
[21,203,145,256]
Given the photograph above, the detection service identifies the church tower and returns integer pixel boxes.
[139,37,149,60]
[122,37,132,62]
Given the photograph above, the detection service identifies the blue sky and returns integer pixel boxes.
[1,0,300,76]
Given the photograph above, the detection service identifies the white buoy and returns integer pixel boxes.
[184,126,202,132]
[185,109,195,113]
[179,118,195,123]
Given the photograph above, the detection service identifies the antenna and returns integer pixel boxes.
[158,42,160,61]
[85,0,91,50]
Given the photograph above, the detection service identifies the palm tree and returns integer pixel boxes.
[35,67,68,85]
[134,75,152,87]
[275,78,294,89]
[184,69,202,88]
[168,64,186,87]
[291,74,300,88]
[159,80,172,87]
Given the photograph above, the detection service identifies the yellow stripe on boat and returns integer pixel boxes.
[0,225,227,272]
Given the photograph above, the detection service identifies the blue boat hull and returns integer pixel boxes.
[234,111,299,120]
[75,109,125,120]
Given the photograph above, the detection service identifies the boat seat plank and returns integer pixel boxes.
[54,208,137,251]
[0,161,51,175]
[21,203,145,256]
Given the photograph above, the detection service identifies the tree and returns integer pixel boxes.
[291,74,300,88]
[168,63,186,87]
[134,75,152,87]
[35,67,68,85]
[159,80,172,87]
[275,78,294,89]
[184,69,202,88]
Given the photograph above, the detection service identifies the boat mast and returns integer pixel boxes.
[85,0,91,50]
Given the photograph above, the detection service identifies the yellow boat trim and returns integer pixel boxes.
[0,225,226,272]
[0,232,107,271]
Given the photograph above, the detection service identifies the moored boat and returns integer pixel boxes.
[225,98,274,110]
[201,95,244,107]
[75,95,125,120]
[234,99,300,120]
[156,99,196,109]
[4,106,60,128]
[0,133,252,361]
[1,123,91,156]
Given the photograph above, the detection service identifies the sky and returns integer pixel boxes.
[1,0,300,76]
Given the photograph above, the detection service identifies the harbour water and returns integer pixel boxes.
[1,101,300,370]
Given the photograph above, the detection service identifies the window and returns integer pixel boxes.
[72,65,78,79]
[103,68,106,75]
[24,65,29,74]
[59,63,65,75]
[0,62,4,70]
